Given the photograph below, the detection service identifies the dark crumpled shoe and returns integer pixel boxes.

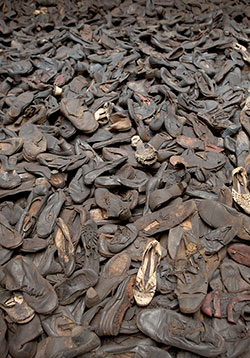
[0,310,8,358]
[91,274,135,336]
[95,187,131,221]
[4,255,58,314]
[134,199,197,236]
[174,231,208,314]
[36,189,65,238]
[35,326,100,358]
[227,243,250,267]
[136,308,225,357]
[0,287,35,324]
[86,252,131,308]
[8,315,43,358]
[0,212,22,249]
[55,267,98,305]
[19,123,47,161]
[60,97,99,133]
[107,223,138,254]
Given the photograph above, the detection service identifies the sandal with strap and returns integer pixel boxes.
[232,166,250,214]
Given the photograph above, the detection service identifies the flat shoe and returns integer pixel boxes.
[4,255,58,314]
[0,137,23,156]
[133,239,162,306]
[91,275,135,336]
[85,252,131,308]
[136,308,225,357]
[36,189,65,238]
[174,231,208,314]
[108,223,138,254]
[134,199,197,236]
[55,268,98,305]
[60,97,99,133]
[0,288,35,324]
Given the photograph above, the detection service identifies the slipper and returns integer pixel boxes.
[133,239,162,306]
[231,166,250,214]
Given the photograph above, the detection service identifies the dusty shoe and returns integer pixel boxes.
[85,252,131,308]
[231,166,250,214]
[19,123,47,161]
[0,310,8,358]
[0,288,35,324]
[4,255,58,314]
[133,239,162,306]
[134,137,157,166]
[136,308,225,357]
[35,326,100,358]
[55,267,98,305]
[91,274,135,336]
[55,217,75,277]
[60,98,99,133]
[107,223,138,254]
[174,231,208,314]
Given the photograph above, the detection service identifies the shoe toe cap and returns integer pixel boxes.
[136,309,162,339]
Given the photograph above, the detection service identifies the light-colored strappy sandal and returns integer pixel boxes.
[133,239,162,306]
[232,166,250,214]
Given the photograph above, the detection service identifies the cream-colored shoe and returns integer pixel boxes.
[133,239,162,306]
[232,166,250,215]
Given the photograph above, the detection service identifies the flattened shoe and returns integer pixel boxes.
[0,288,35,324]
[60,97,99,133]
[4,255,58,314]
[136,308,225,357]
[133,239,162,306]
[197,199,242,239]
[134,199,197,236]
[0,213,22,249]
[0,137,23,156]
[149,182,187,211]
[95,187,131,221]
[55,268,98,305]
[35,327,100,358]
[8,314,43,358]
[108,223,138,254]
[85,252,131,308]
[91,274,135,336]
[19,123,47,161]
[36,189,65,238]
[17,177,51,238]
[174,231,208,314]
[55,217,75,277]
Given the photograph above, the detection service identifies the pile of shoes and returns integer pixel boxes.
[0,0,250,357]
